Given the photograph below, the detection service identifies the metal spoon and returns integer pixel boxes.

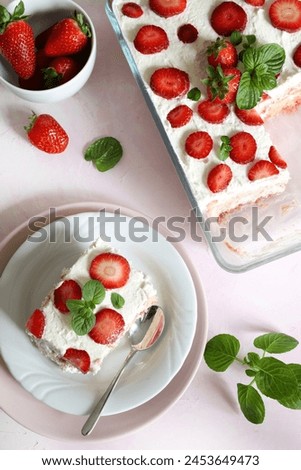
[81,305,165,436]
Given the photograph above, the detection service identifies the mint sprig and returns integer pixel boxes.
[111,292,125,309]
[66,280,105,336]
[236,43,285,110]
[204,332,301,424]
[219,136,232,161]
[84,137,123,172]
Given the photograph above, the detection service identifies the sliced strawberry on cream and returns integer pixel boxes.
[89,252,130,289]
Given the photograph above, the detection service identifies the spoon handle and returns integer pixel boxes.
[81,348,137,436]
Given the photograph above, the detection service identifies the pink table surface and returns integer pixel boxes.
[1,0,301,450]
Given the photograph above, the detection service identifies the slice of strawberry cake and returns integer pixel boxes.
[111,0,301,219]
[25,238,157,374]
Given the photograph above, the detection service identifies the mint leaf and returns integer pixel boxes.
[256,72,277,91]
[219,136,232,161]
[236,71,262,110]
[237,384,265,424]
[242,47,262,71]
[66,299,86,314]
[83,279,105,305]
[245,352,261,368]
[84,137,123,172]
[187,87,201,101]
[111,292,125,309]
[278,364,301,410]
[257,43,285,75]
[230,30,242,46]
[245,369,256,377]
[254,333,299,354]
[255,357,298,400]
[72,308,95,336]
[204,334,240,372]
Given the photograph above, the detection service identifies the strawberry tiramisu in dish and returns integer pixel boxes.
[109,0,301,222]
[25,238,157,374]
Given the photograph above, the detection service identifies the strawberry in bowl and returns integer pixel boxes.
[0,0,96,103]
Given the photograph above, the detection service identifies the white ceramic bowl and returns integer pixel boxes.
[0,0,96,103]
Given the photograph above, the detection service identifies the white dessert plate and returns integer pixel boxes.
[0,206,201,418]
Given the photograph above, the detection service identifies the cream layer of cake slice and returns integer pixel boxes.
[25,238,157,374]
[112,0,301,218]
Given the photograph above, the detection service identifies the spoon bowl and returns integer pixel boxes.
[81,305,165,436]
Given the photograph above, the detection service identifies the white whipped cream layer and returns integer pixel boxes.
[113,0,299,216]
[28,238,157,374]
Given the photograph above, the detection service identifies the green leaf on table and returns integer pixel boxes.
[237,384,265,424]
[255,357,298,400]
[84,137,123,172]
[278,364,301,410]
[204,334,240,372]
[82,279,105,305]
[254,333,299,354]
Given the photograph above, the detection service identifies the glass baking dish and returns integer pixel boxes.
[105,0,301,273]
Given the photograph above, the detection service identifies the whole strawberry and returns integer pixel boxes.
[0,1,35,79]
[25,112,69,154]
[43,56,79,88]
[44,11,91,57]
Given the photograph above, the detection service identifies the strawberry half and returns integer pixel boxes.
[44,11,91,57]
[198,99,230,124]
[229,131,257,164]
[0,1,36,79]
[25,112,69,154]
[134,25,169,54]
[88,308,125,345]
[150,67,190,99]
[207,38,238,68]
[248,160,280,181]
[185,131,213,159]
[54,279,82,313]
[234,105,264,126]
[167,104,193,127]
[207,163,233,193]
[121,2,144,18]
[177,24,198,43]
[149,0,187,18]
[268,146,288,169]
[63,348,90,374]
[293,44,301,67]
[269,0,301,32]
[210,1,248,36]
[89,252,130,289]
[26,309,45,339]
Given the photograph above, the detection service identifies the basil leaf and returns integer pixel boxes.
[84,137,123,172]
[83,279,105,305]
[255,357,298,400]
[187,87,201,101]
[254,333,299,354]
[111,292,125,309]
[237,384,265,424]
[72,309,96,336]
[65,299,86,314]
[204,334,240,372]
[257,43,285,75]
[278,364,301,410]
[236,71,262,110]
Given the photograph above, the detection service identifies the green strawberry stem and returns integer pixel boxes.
[74,11,91,38]
[43,67,62,89]
[0,1,28,34]
[24,111,37,133]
